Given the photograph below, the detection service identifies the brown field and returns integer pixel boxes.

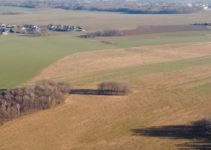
[123,25,210,36]
[0,42,211,149]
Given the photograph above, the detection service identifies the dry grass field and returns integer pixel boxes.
[0,41,211,150]
[1,7,211,150]
[31,42,211,85]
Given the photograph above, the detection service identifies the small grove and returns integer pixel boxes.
[98,81,130,95]
[0,80,71,124]
[0,81,130,124]
[80,30,123,38]
[1,80,211,137]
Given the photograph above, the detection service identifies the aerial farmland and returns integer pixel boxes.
[1,1,211,149]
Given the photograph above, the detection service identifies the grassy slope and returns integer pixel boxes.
[1,7,211,88]
[0,50,211,150]
[0,35,113,88]
[73,56,211,85]
[2,31,211,88]
[98,31,211,48]
[2,42,208,149]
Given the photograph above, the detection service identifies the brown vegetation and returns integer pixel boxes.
[80,25,210,38]
[80,30,123,38]
[0,80,71,124]
[98,81,130,95]
[123,25,209,36]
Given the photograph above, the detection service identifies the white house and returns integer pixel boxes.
[2,31,8,36]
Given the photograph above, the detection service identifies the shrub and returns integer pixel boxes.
[98,81,130,95]
[57,82,71,94]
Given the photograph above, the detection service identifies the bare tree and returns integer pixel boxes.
[98,81,130,95]
[0,80,71,124]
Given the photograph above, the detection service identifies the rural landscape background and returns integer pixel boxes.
[1,0,211,149]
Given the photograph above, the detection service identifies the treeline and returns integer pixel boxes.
[83,7,202,14]
[192,23,211,26]
[98,81,130,95]
[0,80,131,124]
[80,30,123,38]
[0,81,71,124]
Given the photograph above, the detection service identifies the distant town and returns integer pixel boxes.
[0,23,85,36]
[0,0,210,14]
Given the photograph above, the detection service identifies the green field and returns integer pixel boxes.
[98,31,211,47]
[1,31,211,88]
[0,35,114,88]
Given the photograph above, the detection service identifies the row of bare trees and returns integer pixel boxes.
[80,30,123,38]
[0,81,71,123]
[0,80,130,124]
[98,81,130,95]
[192,117,211,134]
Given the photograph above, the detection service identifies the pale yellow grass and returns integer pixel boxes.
[1,42,211,150]
[1,69,211,149]
[31,42,211,84]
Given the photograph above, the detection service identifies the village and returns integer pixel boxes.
[0,23,85,36]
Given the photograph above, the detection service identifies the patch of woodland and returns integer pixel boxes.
[0,80,71,124]
[80,30,123,38]
[98,81,130,95]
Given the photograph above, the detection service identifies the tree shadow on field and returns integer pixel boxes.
[69,89,124,96]
[131,121,211,150]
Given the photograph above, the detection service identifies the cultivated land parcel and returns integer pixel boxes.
[1,6,211,150]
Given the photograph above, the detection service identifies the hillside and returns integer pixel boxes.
[1,42,211,149]
[1,6,211,149]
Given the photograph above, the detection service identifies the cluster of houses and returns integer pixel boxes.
[0,23,85,36]
[47,24,85,32]
[0,24,16,35]
[0,24,40,35]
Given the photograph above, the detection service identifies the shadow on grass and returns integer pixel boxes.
[69,89,124,96]
[131,123,211,149]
